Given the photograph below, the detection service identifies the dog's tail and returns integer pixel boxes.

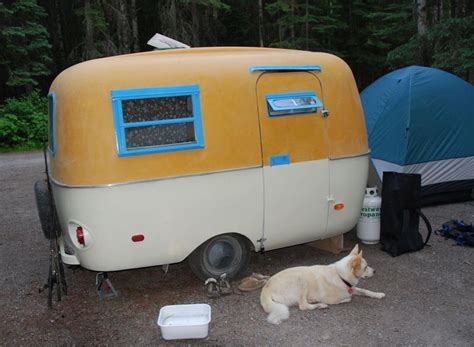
[260,286,290,324]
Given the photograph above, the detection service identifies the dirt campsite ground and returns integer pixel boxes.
[1,151,473,346]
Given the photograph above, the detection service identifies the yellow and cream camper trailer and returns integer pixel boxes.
[37,47,369,280]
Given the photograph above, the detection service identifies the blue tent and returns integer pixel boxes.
[361,66,474,201]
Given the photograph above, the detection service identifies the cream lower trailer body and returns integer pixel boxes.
[54,154,368,277]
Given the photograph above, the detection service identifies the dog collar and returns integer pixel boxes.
[339,275,354,294]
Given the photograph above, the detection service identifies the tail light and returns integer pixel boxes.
[76,226,85,246]
[131,234,145,242]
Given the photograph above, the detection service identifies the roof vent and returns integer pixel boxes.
[147,34,190,50]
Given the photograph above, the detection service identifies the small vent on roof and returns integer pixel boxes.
[147,34,191,50]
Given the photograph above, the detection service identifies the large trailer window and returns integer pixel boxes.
[111,84,204,157]
[47,92,56,156]
[266,91,322,117]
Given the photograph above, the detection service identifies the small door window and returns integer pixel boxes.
[266,91,322,117]
[111,84,205,157]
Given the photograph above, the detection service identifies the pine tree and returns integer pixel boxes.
[0,0,52,91]
[387,0,474,82]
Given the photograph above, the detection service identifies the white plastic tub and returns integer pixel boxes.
[157,304,211,340]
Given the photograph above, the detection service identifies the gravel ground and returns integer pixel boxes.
[1,151,473,346]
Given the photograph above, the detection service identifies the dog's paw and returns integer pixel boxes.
[373,292,385,299]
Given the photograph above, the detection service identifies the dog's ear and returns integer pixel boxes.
[358,249,363,258]
[351,256,362,273]
[350,244,359,255]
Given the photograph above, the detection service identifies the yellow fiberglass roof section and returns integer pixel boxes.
[49,47,367,186]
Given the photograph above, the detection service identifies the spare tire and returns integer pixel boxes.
[34,180,59,240]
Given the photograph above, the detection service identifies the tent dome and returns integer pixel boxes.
[361,66,474,199]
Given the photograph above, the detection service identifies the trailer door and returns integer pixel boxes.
[255,71,329,250]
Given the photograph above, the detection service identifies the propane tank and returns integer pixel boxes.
[357,187,382,244]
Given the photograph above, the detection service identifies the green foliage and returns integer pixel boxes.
[196,0,230,11]
[0,0,52,88]
[261,0,473,86]
[0,0,472,138]
[0,91,48,150]
[388,16,474,78]
[427,17,474,76]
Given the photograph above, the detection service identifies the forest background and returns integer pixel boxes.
[0,0,473,150]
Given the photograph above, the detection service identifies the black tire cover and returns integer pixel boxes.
[34,180,58,240]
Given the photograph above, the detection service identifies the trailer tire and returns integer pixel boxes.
[188,234,250,281]
[34,180,58,240]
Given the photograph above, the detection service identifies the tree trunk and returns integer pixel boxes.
[258,0,264,47]
[278,22,283,44]
[48,0,66,70]
[130,0,139,52]
[416,0,430,65]
[305,0,309,50]
[455,0,466,17]
[417,0,428,35]
[169,0,177,39]
[24,84,33,95]
[290,0,295,44]
[436,0,442,22]
[116,0,131,54]
[84,0,96,60]
[450,0,456,17]
[191,0,200,46]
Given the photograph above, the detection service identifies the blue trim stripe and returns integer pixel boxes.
[111,84,200,99]
[270,154,290,166]
[250,65,321,73]
[111,84,205,157]
[48,92,56,156]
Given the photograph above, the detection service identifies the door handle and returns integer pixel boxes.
[321,108,330,118]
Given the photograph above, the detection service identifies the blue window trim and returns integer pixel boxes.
[266,91,323,117]
[48,92,56,156]
[270,154,290,166]
[111,84,205,157]
[249,65,321,73]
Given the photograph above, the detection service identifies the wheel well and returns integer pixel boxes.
[187,232,254,281]
[189,232,255,256]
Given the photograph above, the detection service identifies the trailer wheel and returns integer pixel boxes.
[34,180,58,240]
[188,234,250,281]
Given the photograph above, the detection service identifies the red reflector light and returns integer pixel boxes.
[334,203,345,210]
[76,226,85,246]
[131,234,145,242]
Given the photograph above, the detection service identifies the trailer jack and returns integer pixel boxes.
[96,272,118,300]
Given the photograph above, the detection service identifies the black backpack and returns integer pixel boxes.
[380,172,432,256]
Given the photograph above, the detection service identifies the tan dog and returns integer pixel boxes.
[260,244,385,324]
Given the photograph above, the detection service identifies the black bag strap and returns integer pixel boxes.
[417,209,432,246]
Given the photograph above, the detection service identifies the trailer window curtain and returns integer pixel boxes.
[266,91,322,117]
[111,85,204,157]
[47,92,56,156]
